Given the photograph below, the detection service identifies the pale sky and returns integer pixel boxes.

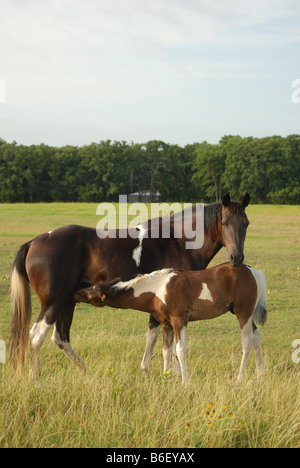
[0,0,299,146]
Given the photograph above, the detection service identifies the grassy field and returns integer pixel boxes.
[0,203,299,448]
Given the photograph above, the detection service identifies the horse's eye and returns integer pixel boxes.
[221,219,226,226]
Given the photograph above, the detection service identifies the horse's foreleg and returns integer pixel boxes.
[173,323,189,383]
[237,315,254,381]
[161,325,174,373]
[172,337,181,376]
[140,316,160,372]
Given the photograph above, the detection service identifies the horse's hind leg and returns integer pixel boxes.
[161,325,174,373]
[29,312,53,381]
[52,299,87,372]
[252,322,264,377]
[51,299,88,373]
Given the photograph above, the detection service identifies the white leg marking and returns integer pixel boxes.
[51,325,87,372]
[237,316,254,381]
[253,328,264,377]
[140,325,160,371]
[29,318,53,380]
[176,326,189,383]
[199,282,213,302]
[172,336,181,375]
[163,346,173,372]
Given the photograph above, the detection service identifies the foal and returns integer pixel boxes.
[75,263,267,382]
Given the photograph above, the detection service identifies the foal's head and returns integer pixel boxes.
[75,279,120,306]
[220,192,250,267]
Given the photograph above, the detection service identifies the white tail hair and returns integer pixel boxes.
[247,266,267,326]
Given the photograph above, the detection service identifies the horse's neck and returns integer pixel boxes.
[199,203,223,267]
[106,288,153,313]
[192,236,223,269]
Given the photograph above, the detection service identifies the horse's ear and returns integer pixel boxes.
[241,193,250,208]
[222,192,230,207]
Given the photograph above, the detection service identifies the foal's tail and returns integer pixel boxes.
[249,267,267,326]
[9,242,32,368]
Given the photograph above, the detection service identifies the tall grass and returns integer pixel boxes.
[0,203,299,448]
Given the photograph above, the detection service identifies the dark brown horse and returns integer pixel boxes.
[75,263,267,382]
[10,193,250,379]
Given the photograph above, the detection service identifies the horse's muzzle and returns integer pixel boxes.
[230,253,244,267]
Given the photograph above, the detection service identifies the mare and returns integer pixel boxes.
[75,263,267,382]
[9,193,250,379]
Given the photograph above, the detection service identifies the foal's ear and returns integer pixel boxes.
[222,192,231,207]
[241,193,250,208]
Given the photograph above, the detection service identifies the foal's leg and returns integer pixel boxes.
[237,315,255,381]
[51,299,88,373]
[173,323,189,383]
[252,323,264,377]
[161,325,174,373]
[172,337,181,376]
[140,318,160,372]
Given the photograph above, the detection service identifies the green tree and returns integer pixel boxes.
[192,142,226,201]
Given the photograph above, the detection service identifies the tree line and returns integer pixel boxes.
[0,134,299,204]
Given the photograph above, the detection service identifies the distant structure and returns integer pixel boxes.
[128,191,161,203]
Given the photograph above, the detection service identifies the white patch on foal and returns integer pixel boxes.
[114,269,177,305]
[199,282,213,302]
[132,225,147,267]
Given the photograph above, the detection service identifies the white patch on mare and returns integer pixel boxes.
[48,228,58,236]
[30,318,52,347]
[199,282,213,302]
[114,269,177,305]
[132,225,147,267]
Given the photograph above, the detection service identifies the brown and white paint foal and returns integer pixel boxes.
[75,263,267,382]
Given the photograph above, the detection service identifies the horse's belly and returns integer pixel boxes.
[188,300,227,321]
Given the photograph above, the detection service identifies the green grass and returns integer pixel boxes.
[0,203,299,448]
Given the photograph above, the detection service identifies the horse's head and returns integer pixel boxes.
[74,279,121,306]
[74,284,104,305]
[220,192,250,267]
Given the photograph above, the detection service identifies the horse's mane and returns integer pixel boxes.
[204,202,222,234]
